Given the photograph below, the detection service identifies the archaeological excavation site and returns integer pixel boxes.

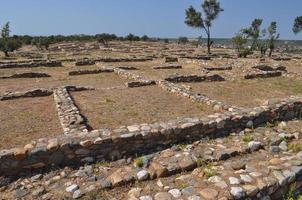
[1,0,302,200]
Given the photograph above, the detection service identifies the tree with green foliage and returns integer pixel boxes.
[293,16,302,34]
[242,18,263,51]
[232,32,250,58]
[32,37,51,50]
[96,33,117,47]
[141,35,149,41]
[178,37,189,44]
[185,0,223,54]
[267,22,279,57]
[125,33,140,42]
[0,22,22,57]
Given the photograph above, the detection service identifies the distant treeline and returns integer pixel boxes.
[9,33,160,49]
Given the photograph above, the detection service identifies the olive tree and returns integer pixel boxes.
[293,16,302,34]
[185,0,223,54]
[0,22,21,57]
[267,22,279,57]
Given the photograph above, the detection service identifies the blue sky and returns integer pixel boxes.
[0,0,301,40]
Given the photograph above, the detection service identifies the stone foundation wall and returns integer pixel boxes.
[75,60,96,66]
[252,64,286,72]
[165,57,178,63]
[165,74,225,83]
[244,70,282,79]
[153,64,182,70]
[1,95,302,176]
[113,68,156,88]
[0,72,51,79]
[158,80,239,111]
[204,66,232,71]
[69,68,114,76]
[0,89,53,101]
[53,87,89,135]
[0,60,62,69]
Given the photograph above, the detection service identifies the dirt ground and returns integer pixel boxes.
[185,76,302,108]
[71,86,214,129]
[0,96,62,148]
[0,41,302,148]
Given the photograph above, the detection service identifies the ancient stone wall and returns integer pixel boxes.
[69,68,114,76]
[0,60,62,69]
[1,96,302,176]
[0,89,53,101]
[153,64,182,70]
[165,74,225,83]
[0,72,51,79]
[53,87,89,135]
[244,70,282,79]
[113,68,156,87]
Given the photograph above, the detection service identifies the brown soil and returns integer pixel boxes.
[71,86,214,129]
[0,96,62,148]
[185,76,302,108]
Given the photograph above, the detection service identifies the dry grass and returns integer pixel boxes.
[71,86,214,129]
[186,77,302,108]
[0,96,62,148]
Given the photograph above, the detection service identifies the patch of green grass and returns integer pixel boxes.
[134,157,144,168]
[266,121,276,128]
[178,144,187,151]
[242,134,254,143]
[283,183,297,200]
[203,162,216,178]
[95,161,111,168]
[288,143,302,153]
[203,167,216,178]
[196,158,206,167]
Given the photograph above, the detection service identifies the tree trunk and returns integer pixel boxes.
[269,48,273,57]
[207,32,211,55]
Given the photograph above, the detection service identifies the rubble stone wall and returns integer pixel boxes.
[0,96,302,176]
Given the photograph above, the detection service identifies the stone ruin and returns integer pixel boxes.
[204,66,232,71]
[244,70,282,79]
[0,72,51,79]
[0,88,53,101]
[252,64,287,72]
[165,74,225,83]
[0,60,62,69]
[165,57,178,63]
[69,68,114,76]
[153,63,182,70]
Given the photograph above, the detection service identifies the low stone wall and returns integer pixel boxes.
[165,57,178,63]
[158,80,239,111]
[98,57,152,63]
[0,60,62,69]
[53,87,89,135]
[165,74,225,83]
[113,68,156,88]
[0,72,51,79]
[69,68,114,76]
[118,66,138,70]
[204,66,232,71]
[0,96,302,176]
[252,64,286,72]
[273,57,291,61]
[244,70,282,79]
[153,63,182,70]
[127,80,156,88]
[75,59,96,66]
[0,88,53,101]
